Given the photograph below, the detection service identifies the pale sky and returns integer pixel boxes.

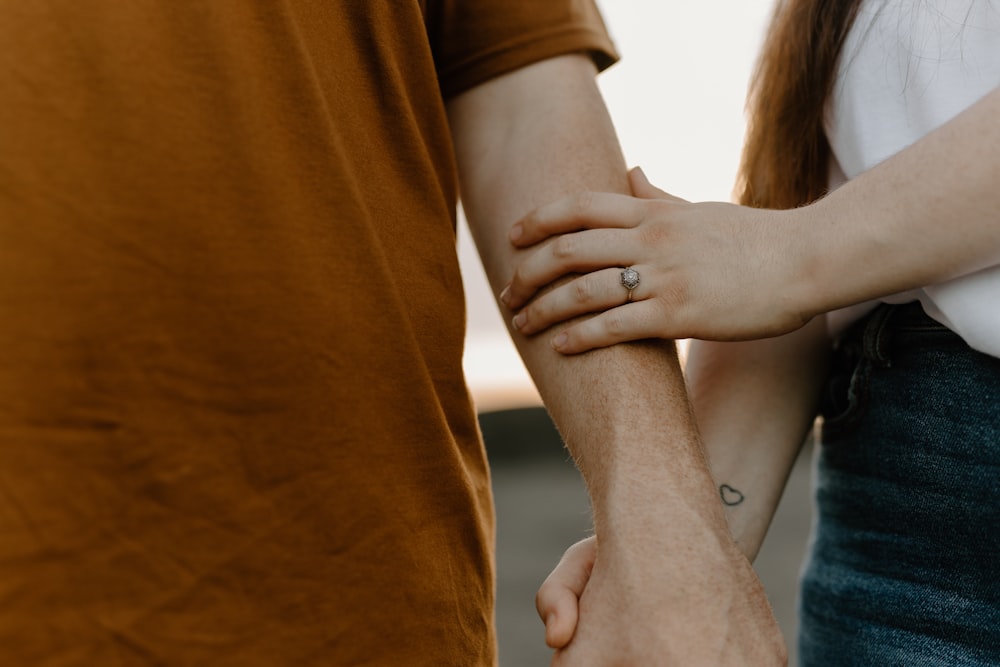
[460,1,777,411]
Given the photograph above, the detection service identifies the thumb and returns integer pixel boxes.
[628,167,686,203]
[535,537,597,648]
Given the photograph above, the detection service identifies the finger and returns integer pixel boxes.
[505,228,638,309]
[536,537,597,649]
[552,299,669,354]
[628,167,688,203]
[513,268,645,335]
[510,191,647,248]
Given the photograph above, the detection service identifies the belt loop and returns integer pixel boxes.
[862,304,896,368]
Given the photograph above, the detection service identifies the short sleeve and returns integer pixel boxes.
[426,0,619,99]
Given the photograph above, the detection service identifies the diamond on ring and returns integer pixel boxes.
[620,267,640,291]
[620,267,640,303]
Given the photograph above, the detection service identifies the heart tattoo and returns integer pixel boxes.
[720,484,745,507]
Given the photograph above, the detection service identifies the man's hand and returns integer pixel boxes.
[537,536,787,666]
[536,538,597,650]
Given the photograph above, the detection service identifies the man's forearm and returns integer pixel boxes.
[447,55,725,541]
[448,54,786,664]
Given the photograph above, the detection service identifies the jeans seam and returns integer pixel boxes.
[867,304,896,368]
[822,356,872,440]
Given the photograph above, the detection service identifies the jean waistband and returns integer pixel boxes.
[837,301,953,368]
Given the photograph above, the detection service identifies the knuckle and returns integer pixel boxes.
[564,540,584,558]
[518,213,538,236]
[603,311,627,335]
[637,198,659,220]
[534,583,555,615]
[638,198,666,220]
[525,301,548,327]
[510,264,535,295]
[509,265,525,289]
[571,277,592,303]
[571,190,595,217]
[638,221,669,246]
[658,273,691,307]
[550,234,577,261]
[653,280,693,335]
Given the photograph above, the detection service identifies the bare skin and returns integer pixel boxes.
[450,54,785,665]
[501,87,1000,353]
[524,84,1000,657]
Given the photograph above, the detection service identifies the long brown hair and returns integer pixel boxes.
[737,0,865,209]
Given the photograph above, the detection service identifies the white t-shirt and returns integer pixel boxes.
[825,0,1000,357]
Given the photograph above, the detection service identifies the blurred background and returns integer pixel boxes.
[458,1,818,665]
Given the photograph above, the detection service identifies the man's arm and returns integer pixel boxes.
[447,54,785,665]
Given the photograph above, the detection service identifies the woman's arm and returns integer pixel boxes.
[501,86,1000,353]
[687,319,830,560]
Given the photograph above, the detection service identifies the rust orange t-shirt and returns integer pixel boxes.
[0,1,616,665]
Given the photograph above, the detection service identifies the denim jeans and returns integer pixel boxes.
[800,302,1000,666]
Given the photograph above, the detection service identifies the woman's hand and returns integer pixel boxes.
[501,168,818,353]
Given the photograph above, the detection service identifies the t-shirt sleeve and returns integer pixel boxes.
[427,0,619,99]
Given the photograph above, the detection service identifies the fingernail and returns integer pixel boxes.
[552,333,568,350]
[499,285,511,305]
[512,312,526,330]
[509,224,523,243]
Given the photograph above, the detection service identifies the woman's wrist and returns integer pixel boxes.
[782,200,852,320]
